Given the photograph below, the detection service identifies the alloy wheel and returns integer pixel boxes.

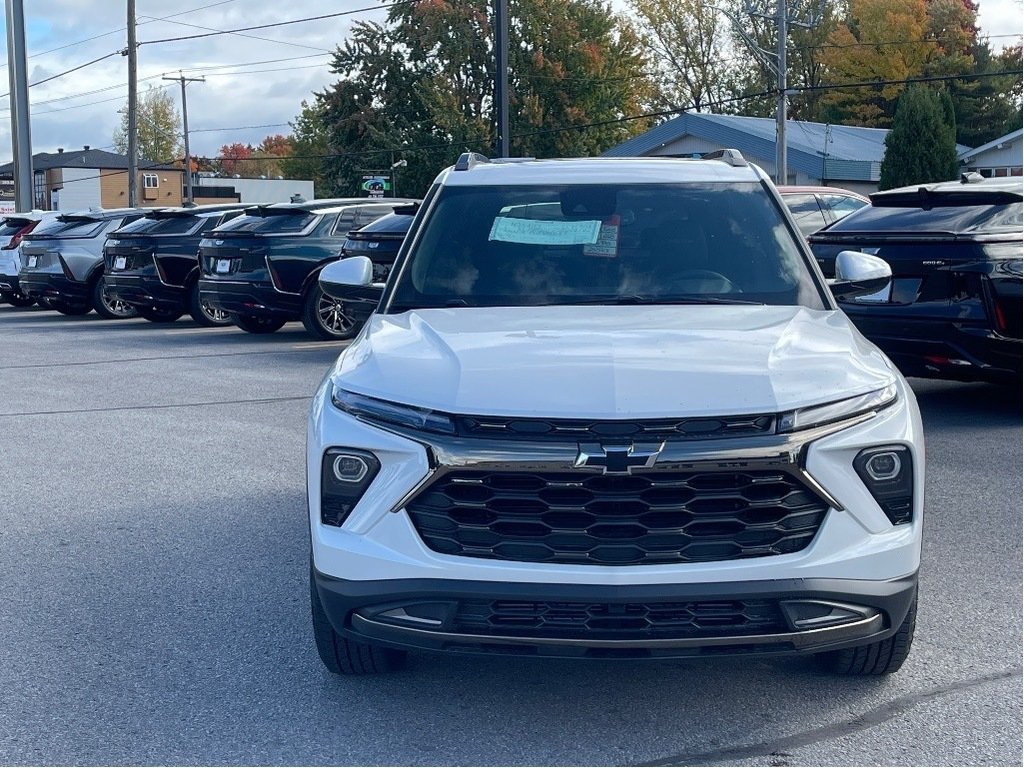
[317,292,355,336]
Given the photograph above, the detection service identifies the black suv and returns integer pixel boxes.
[809,177,1022,383]
[104,204,249,325]
[314,206,417,340]
[197,199,415,337]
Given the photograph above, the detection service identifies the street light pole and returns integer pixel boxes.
[127,0,138,206]
[163,72,205,204]
[5,0,33,211]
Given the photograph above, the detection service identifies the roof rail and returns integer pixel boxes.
[454,152,491,171]
[701,148,747,167]
[491,157,537,164]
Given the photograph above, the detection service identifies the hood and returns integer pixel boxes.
[331,305,895,418]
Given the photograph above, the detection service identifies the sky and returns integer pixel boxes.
[0,0,1020,165]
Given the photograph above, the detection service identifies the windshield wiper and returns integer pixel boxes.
[560,295,765,306]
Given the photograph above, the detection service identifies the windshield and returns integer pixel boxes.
[114,215,202,237]
[387,183,825,310]
[28,216,105,239]
[210,209,318,235]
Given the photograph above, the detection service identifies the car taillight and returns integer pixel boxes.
[2,221,36,250]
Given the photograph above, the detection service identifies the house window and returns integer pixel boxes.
[143,173,159,189]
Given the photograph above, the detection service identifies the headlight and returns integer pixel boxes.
[777,383,898,433]
[332,386,456,434]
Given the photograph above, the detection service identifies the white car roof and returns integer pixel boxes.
[436,156,766,187]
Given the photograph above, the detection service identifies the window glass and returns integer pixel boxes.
[782,193,828,236]
[29,216,104,238]
[212,210,318,234]
[830,202,1023,234]
[114,215,201,236]
[143,173,159,189]
[0,219,31,237]
[332,210,358,236]
[822,194,868,220]
[389,183,825,311]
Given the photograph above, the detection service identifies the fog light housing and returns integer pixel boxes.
[320,448,380,527]
[854,445,913,525]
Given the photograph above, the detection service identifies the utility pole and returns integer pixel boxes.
[775,0,787,185]
[493,0,509,157]
[126,0,138,207]
[5,0,33,211]
[163,72,205,204]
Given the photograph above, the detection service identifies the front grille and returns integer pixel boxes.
[406,470,828,566]
[453,598,787,639]
[455,414,775,441]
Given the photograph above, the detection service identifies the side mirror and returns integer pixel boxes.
[829,250,892,302]
[319,256,372,299]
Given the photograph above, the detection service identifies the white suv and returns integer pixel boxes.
[307,151,923,676]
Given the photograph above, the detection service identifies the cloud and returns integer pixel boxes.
[0,0,382,160]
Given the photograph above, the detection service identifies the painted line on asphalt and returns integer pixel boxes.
[0,346,343,370]
[163,326,243,335]
[0,395,310,418]
[637,667,1023,767]
[292,341,348,350]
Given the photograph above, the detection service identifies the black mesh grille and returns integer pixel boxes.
[406,470,828,566]
[455,414,775,441]
[453,598,787,639]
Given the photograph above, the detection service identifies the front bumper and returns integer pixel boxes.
[198,278,301,319]
[314,569,918,659]
[19,271,87,303]
[105,274,187,311]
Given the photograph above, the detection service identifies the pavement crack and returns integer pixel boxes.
[0,396,309,418]
[635,667,1023,767]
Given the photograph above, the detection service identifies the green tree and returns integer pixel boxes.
[297,0,655,198]
[879,85,958,189]
[628,0,736,112]
[113,85,183,163]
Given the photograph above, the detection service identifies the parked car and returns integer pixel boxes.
[307,151,923,676]
[809,176,1022,383]
[19,208,148,318]
[0,210,61,306]
[197,198,416,338]
[311,205,418,340]
[103,204,249,325]
[778,186,869,237]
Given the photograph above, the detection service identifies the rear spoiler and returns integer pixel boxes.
[870,188,1023,208]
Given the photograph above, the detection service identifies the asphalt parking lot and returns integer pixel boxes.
[1,303,1021,767]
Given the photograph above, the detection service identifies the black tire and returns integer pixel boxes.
[818,594,917,676]
[3,293,35,307]
[188,282,233,327]
[301,284,360,341]
[91,275,138,319]
[138,306,183,323]
[309,563,406,675]
[230,313,286,334]
[49,299,92,316]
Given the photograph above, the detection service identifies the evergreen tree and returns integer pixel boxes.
[879,85,959,189]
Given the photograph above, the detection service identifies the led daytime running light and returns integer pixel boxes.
[332,386,456,434]
[778,383,898,433]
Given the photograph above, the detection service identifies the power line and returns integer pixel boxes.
[191,122,292,133]
[138,1,414,46]
[802,31,1023,52]
[792,69,1022,92]
[0,0,245,69]
[137,15,334,54]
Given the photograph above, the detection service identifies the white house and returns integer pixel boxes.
[958,129,1023,179]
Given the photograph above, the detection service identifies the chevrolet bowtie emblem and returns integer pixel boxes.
[575,442,664,475]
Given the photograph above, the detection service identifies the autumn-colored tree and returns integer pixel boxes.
[879,85,958,189]
[216,143,254,176]
[113,85,183,163]
[820,0,934,126]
